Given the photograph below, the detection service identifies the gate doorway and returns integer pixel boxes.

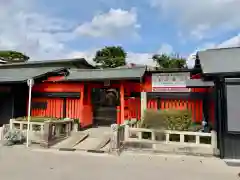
[91,88,120,126]
[0,92,13,127]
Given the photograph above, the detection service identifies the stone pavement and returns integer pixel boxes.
[0,146,239,180]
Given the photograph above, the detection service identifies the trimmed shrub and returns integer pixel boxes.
[141,109,192,131]
[3,129,26,146]
[140,109,166,129]
[165,109,192,131]
[15,116,59,122]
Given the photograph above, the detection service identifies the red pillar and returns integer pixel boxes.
[79,86,84,126]
[120,82,125,124]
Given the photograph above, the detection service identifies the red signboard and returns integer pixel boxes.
[152,87,190,92]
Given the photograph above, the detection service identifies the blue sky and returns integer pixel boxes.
[1,0,240,67]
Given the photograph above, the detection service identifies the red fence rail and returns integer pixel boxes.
[31,98,64,118]
[119,97,214,124]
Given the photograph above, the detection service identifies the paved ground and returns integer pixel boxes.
[0,146,239,180]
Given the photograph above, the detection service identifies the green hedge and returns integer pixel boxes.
[15,116,79,124]
[15,116,59,122]
[140,109,192,131]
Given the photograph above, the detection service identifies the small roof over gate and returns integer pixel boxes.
[198,47,240,74]
[185,79,214,87]
[64,67,146,81]
[0,67,65,83]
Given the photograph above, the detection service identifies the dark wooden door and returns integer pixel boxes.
[91,88,119,126]
[0,93,13,126]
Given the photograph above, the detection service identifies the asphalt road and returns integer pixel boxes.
[0,146,239,180]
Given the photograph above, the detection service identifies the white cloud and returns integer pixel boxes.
[68,50,154,66]
[217,34,240,48]
[75,8,140,39]
[190,24,210,41]
[150,0,240,40]
[0,0,162,67]
[68,43,173,67]
[0,2,141,61]
[127,44,173,66]
[157,43,173,54]
[0,0,76,60]
[68,49,96,65]
[127,52,154,65]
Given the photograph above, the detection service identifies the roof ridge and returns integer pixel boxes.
[199,46,240,52]
[70,66,147,72]
[0,58,94,68]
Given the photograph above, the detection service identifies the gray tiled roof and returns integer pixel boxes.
[225,78,240,83]
[0,67,65,83]
[198,47,240,74]
[186,79,214,87]
[0,58,94,69]
[64,67,146,81]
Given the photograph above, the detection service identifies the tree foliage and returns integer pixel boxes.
[152,53,186,69]
[93,46,127,68]
[0,50,29,63]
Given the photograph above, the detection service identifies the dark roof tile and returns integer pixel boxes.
[64,67,146,81]
[198,47,240,74]
[0,67,65,83]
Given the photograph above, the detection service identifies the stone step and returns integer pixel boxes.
[74,134,110,152]
[74,137,100,150]
[87,134,111,153]
[101,142,110,152]
[83,127,111,138]
[52,126,111,152]
[52,132,89,150]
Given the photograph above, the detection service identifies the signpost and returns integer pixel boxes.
[26,78,34,147]
[151,72,190,92]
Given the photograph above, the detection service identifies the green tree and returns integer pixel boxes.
[93,46,127,68]
[152,53,186,69]
[0,50,29,63]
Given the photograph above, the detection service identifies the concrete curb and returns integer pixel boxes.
[123,147,217,158]
[0,144,222,161]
